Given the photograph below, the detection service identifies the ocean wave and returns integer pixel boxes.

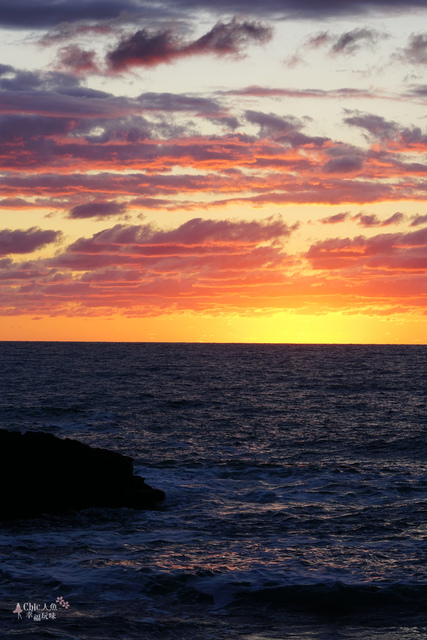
[224,580,427,617]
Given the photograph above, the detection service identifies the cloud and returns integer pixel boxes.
[320,211,404,226]
[400,32,427,64]
[67,216,292,253]
[1,160,425,209]
[227,85,390,101]
[351,211,404,227]
[107,18,272,70]
[380,212,405,225]
[0,0,424,31]
[68,200,128,219]
[320,212,350,224]
[322,154,365,174]
[1,219,425,318]
[0,114,73,143]
[407,84,427,97]
[2,216,290,315]
[2,62,427,214]
[50,217,293,283]
[306,27,385,56]
[306,227,427,272]
[245,109,327,146]
[410,213,427,226]
[56,45,99,75]
[0,70,221,128]
[330,28,384,54]
[322,141,367,175]
[344,111,427,152]
[0,83,135,119]
[0,227,61,256]
[0,1,147,28]
[343,112,399,139]
[0,197,39,208]
[40,22,116,47]
[136,92,220,114]
[306,31,330,49]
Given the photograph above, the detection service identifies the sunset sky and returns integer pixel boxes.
[1,0,427,342]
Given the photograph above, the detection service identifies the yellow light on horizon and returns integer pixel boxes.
[0,311,425,344]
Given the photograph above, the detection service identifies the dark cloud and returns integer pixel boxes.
[320,212,349,224]
[306,28,384,55]
[0,87,133,119]
[322,143,365,174]
[344,112,399,139]
[323,155,364,173]
[320,211,404,226]
[131,197,174,209]
[0,197,36,208]
[344,111,427,150]
[209,115,240,130]
[0,114,73,143]
[399,126,427,148]
[0,63,14,75]
[40,22,115,46]
[0,1,150,28]
[331,28,383,54]
[352,213,385,227]
[407,84,427,96]
[245,110,328,146]
[107,19,272,70]
[107,29,178,70]
[136,92,220,114]
[400,33,427,64]
[176,0,427,18]
[381,212,405,226]
[0,0,425,30]
[0,66,220,129]
[410,213,427,226]
[0,227,61,255]
[69,200,127,219]
[186,18,272,54]
[227,85,382,100]
[57,45,99,75]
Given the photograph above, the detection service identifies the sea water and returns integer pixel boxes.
[0,342,426,639]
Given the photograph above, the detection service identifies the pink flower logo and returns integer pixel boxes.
[56,596,70,609]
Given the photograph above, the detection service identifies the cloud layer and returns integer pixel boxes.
[107,19,272,71]
[1,0,426,28]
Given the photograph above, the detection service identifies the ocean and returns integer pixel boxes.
[0,342,426,639]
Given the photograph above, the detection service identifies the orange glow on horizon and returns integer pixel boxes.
[0,311,425,344]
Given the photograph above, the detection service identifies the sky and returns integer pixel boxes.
[0,0,427,343]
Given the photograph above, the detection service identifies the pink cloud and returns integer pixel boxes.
[0,217,296,315]
[306,226,427,272]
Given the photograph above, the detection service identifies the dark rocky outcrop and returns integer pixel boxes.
[0,429,165,520]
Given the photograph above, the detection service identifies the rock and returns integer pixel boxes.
[0,429,165,520]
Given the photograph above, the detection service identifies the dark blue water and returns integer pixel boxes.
[0,343,426,639]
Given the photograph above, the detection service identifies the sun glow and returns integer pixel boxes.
[1,310,425,344]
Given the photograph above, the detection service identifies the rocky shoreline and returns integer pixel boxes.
[0,429,165,520]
